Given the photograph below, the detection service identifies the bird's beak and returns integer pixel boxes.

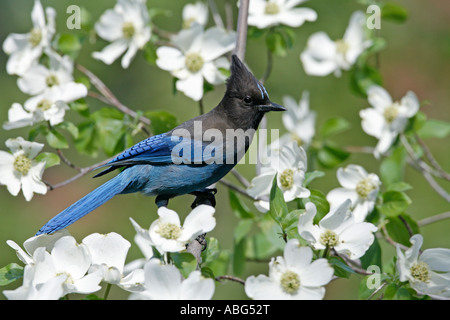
[257,102,286,112]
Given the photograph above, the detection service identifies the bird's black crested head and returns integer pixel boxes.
[219,55,285,129]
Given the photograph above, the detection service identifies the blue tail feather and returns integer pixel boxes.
[35,176,128,235]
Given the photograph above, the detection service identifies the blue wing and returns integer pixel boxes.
[94,133,221,177]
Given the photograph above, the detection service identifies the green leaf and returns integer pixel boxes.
[328,256,356,279]
[234,219,253,244]
[34,152,60,169]
[317,143,350,169]
[380,146,406,186]
[320,117,351,138]
[0,263,23,286]
[360,238,382,270]
[144,42,158,65]
[200,237,220,266]
[57,121,79,138]
[171,252,197,278]
[91,108,126,156]
[246,222,283,260]
[379,191,411,217]
[46,128,69,149]
[145,110,178,135]
[385,213,420,246]
[229,190,255,219]
[306,189,330,224]
[69,99,89,117]
[232,238,246,277]
[74,120,99,157]
[269,175,288,224]
[417,119,450,139]
[381,2,408,23]
[57,33,83,59]
[304,170,325,187]
[350,64,383,98]
[28,124,48,141]
[265,26,295,57]
[200,266,215,279]
[385,182,412,192]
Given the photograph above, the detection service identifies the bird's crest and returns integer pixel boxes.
[226,55,269,101]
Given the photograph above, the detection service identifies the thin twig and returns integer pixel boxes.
[56,149,81,172]
[400,134,450,202]
[231,168,250,187]
[418,211,450,227]
[45,156,114,191]
[260,49,273,85]
[224,0,234,31]
[233,0,249,60]
[208,0,224,29]
[415,134,450,181]
[219,179,252,199]
[367,281,388,300]
[215,275,245,285]
[76,63,151,126]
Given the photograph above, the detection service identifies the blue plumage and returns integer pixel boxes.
[35,55,285,235]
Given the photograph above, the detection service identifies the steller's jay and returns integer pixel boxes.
[36,55,285,235]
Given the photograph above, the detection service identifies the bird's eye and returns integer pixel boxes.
[243,96,252,104]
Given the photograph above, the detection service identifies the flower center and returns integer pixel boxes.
[265,2,280,15]
[291,133,303,147]
[280,270,300,294]
[335,39,349,55]
[37,99,52,111]
[46,74,59,87]
[410,261,430,283]
[182,17,197,29]
[279,169,294,190]
[122,22,135,39]
[383,103,399,123]
[185,52,204,73]
[14,154,32,175]
[157,222,182,240]
[320,229,339,247]
[29,28,42,47]
[356,177,376,199]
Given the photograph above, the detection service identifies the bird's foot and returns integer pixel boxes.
[190,188,217,209]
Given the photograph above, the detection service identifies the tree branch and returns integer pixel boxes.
[76,63,151,126]
[233,0,249,60]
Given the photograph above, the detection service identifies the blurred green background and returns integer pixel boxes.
[0,0,448,300]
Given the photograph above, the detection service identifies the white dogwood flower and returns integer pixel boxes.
[17,51,81,96]
[182,1,209,29]
[134,205,216,254]
[129,259,215,300]
[298,201,378,259]
[3,266,66,300]
[0,137,47,201]
[82,232,131,284]
[2,0,56,75]
[248,142,310,212]
[300,11,371,77]
[360,85,420,158]
[247,0,317,29]
[3,82,87,130]
[245,239,333,300]
[93,0,151,68]
[156,24,236,101]
[278,91,316,149]
[327,164,381,223]
[397,234,450,298]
